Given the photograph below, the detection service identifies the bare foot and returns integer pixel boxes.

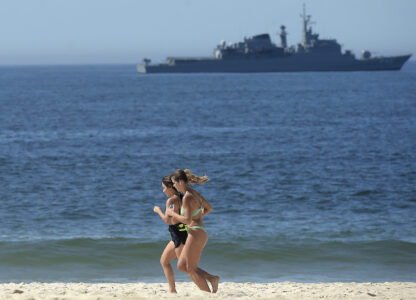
[208,276,220,293]
[169,289,177,294]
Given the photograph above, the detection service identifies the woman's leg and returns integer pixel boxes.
[177,229,211,292]
[174,243,185,258]
[175,243,219,292]
[160,241,178,293]
[197,269,220,293]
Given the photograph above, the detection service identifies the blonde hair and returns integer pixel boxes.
[184,169,209,185]
[171,169,209,185]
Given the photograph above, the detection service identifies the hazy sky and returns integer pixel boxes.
[1,0,415,65]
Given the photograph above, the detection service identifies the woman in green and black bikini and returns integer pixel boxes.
[154,175,217,293]
[168,169,220,293]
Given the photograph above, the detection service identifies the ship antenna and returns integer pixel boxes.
[302,3,306,21]
[301,3,307,45]
[300,3,313,46]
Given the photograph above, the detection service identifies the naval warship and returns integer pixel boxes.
[137,7,411,73]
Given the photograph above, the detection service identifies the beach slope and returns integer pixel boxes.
[1,282,415,300]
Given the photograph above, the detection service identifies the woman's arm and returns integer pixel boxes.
[167,193,193,225]
[192,189,212,216]
[153,197,175,225]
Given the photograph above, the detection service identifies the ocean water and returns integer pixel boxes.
[0,63,415,283]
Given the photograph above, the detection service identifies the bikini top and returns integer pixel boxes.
[180,194,203,217]
[180,205,203,217]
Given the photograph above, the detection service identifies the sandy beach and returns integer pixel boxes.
[1,282,415,300]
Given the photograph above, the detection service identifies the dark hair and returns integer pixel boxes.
[162,175,175,189]
[171,169,209,185]
[162,175,181,205]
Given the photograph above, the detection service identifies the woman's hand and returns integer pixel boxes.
[153,206,161,213]
[166,207,174,217]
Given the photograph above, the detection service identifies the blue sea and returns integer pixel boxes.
[0,63,415,283]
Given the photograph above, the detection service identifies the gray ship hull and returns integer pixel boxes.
[138,54,411,74]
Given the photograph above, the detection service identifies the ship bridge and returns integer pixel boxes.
[214,33,284,59]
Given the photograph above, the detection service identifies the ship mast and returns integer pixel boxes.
[279,25,287,48]
[301,4,311,46]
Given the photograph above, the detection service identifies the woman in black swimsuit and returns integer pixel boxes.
[153,176,186,293]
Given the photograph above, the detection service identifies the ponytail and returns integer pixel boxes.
[184,169,209,185]
[171,169,209,185]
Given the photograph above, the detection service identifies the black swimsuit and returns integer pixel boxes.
[168,223,188,248]
[168,193,188,248]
